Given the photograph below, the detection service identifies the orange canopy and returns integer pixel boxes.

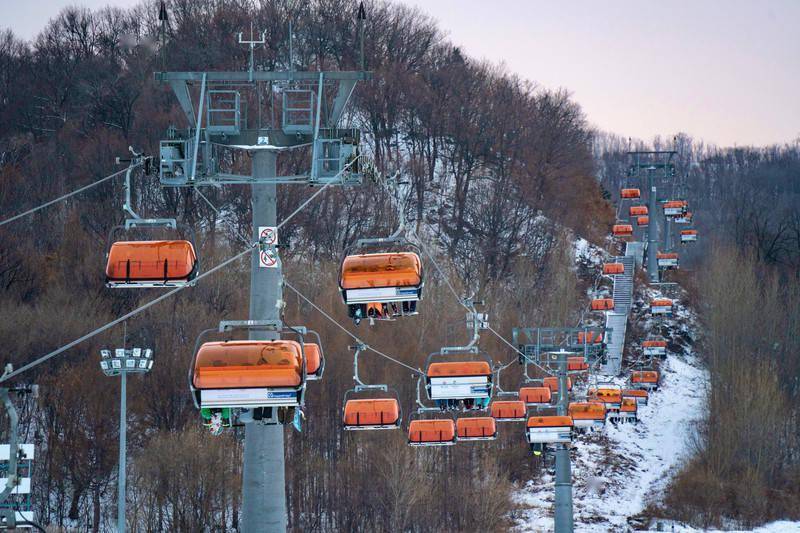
[408,419,455,443]
[340,252,421,289]
[543,376,573,393]
[681,230,698,236]
[620,398,637,412]
[642,340,667,348]
[623,389,648,399]
[629,205,648,216]
[592,298,614,311]
[621,188,641,199]
[577,330,603,344]
[456,417,497,438]
[568,356,589,372]
[637,216,649,226]
[603,263,625,275]
[657,252,679,259]
[490,400,526,419]
[527,415,573,428]
[568,402,606,420]
[106,240,196,282]
[193,340,302,389]
[427,361,491,378]
[651,299,673,307]
[343,399,400,427]
[631,370,659,383]
[520,386,552,404]
[613,224,633,236]
[589,388,622,404]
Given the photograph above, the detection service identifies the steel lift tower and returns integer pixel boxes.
[156,9,371,531]
[626,151,677,283]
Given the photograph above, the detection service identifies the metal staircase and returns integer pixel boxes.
[603,254,636,374]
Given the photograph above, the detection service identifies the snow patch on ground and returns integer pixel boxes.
[574,237,607,267]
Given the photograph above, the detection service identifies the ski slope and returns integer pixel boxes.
[513,351,707,532]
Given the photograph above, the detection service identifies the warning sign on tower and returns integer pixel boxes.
[258,226,279,268]
[259,226,278,246]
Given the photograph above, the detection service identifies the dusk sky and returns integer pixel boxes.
[3,0,798,146]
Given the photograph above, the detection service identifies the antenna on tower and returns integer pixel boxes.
[238,22,266,82]
[357,1,366,71]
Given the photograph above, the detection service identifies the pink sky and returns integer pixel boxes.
[3,0,798,146]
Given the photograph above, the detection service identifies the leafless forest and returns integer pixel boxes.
[0,0,798,531]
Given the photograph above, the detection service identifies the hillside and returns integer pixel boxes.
[0,1,798,532]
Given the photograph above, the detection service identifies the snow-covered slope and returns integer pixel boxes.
[513,351,706,532]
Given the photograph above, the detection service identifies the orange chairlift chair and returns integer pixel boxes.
[680,229,698,243]
[543,376,573,395]
[663,200,688,217]
[612,224,634,238]
[620,188,641,199]
[656,252,679,270]
[519,385,553,408]
[630,370,660,391]
[339,222,423,325]
[650,298,674,316]
[591,298,615,311]
[408,418,457,447]
[490,400,527,422]
[567,356,589,374]
[576,329,605,347]
[189,321,309,434]
[603,262,625,275]
[629,205,648,217]
[622,388,649,407]
[568,402,607,431]
[456,416,498,442]
[637,215,649,227]
[526,415,573,456]
[642,339,667,358]
[424,347,493,412]
[106,159,198,288]
[342,344,402,431]
[488,365,528,422]
[616,398,638,424]
[588,385,623,411]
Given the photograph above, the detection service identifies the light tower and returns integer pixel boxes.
[155,6,371,531]
[100,347,154,533]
